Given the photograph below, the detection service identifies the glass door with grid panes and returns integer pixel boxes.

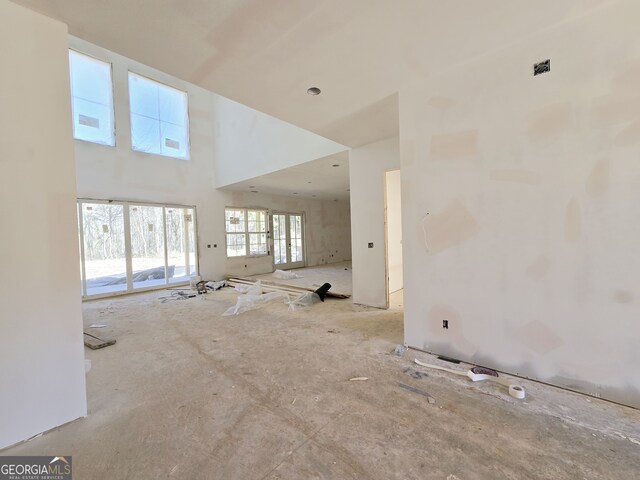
[271,212,305,270]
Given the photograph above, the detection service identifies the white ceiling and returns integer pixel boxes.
[11,0,618,199]
[220,151,350,201]
[12,0,615,147]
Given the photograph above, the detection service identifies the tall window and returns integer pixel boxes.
[68,50,115,146]
[225,208,268,257]
[128,72,190,159]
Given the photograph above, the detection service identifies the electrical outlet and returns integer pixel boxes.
[442,320,449,329]
[534,59,550,76]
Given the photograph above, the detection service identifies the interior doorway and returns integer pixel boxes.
[385,170,403,308]
[271,212,305,270]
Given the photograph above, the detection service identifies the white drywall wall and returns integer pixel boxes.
[400,0,640,408]
[385,170,403,294]
[349,137,399,308]
[213,95,348,188]
[70,37,351,282]
[0,1,87,449]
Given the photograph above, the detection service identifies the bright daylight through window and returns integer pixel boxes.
[78,200,197,297]
[225,208,268,257]
[68,50,115,145]
[128,72,190,159]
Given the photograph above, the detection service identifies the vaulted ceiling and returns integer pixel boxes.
[13,0,615,147]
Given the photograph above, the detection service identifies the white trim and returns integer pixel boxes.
[224,207,269,258]
[77,199,198,300]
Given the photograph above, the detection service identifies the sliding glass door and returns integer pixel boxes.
[78,199,197,298]
[129,205,166,289]
[165,207,196,284]
[80,202,127,296]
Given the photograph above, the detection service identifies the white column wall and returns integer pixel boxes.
[0,1,87,449]
[349,137,399,308]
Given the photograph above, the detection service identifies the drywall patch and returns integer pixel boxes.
[613,290,633,304]
[526,255,550,280]
[591,94,640,127]
[614,119,640,146]
[527,102,573,140]
[423,201,480,254]
[490,169,540,186]
[612,62,640,92]
[564,197,582,243]
[427,96,455,110]
[585,158,610,196]
[515,320,564,355]
[429,130,478,160]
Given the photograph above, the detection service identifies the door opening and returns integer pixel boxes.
[385,170,403,308]
[271,212,305,270]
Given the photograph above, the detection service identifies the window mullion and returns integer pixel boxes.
[123,202,133,292]
[163,206,169,285]
[78,201,88,297]
[245,209,250,257]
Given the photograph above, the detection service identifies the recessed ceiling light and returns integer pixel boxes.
[250,190,258,193]
[307,87,321,96]
[312,195,317,197]
[307,181,312,184]
[332,164,340,167]
[293,192,298,195]
[249,185,255,188]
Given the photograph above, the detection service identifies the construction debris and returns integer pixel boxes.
[349,377,369,381]
[228,277,349,299]
[403,367,427,379]
[287,292,321,311]
[159,291,196,303]
[414,358,526,399]
[196,281,207,294]
[205,280,227,291]
[393,344,407,356]
[398,382,436,404]
[222,291,289,316]
[83,332,116,350]
[273,269,301,280]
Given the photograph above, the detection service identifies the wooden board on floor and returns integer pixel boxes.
[84,332,116,350]
[228,277,350,299]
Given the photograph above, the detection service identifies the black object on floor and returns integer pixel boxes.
[437,355,461,364]
[314,283,332,302]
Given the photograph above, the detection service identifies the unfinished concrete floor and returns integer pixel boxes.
[248,261,353,297]
[5,287,639,479]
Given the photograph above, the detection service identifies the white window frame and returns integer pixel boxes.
[68,49,116,146]
[127,71,191,160]
[225,207,269,258]
[78,199,198,299]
